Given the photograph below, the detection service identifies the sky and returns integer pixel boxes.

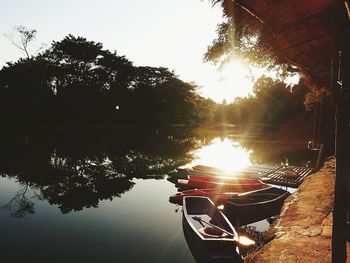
[0,0,255,102]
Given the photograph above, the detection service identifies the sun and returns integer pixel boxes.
[200,60,254,103]
[218,60,253,101]
[198,58,301,104]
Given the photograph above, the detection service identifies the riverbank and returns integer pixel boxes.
[245,156,341,262]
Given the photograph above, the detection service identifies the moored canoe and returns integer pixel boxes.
[224,187,290,225]
[175,164,259,178]
[188,174,262,184]
[169,188,240,205]
[177,178,270,192]
[182,196,243,262]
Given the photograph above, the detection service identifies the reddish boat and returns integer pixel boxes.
[187,174,261,184]
[192,165,225,174]
[177,178,269,192]
[169,189,240,205]
[176,166,191,173]
[176,164,257,178]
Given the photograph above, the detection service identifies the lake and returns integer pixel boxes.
[0,126,314,262]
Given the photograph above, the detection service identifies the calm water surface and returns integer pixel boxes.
[0,127,313,262]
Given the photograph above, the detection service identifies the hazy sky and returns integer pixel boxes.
[0,0,254,102]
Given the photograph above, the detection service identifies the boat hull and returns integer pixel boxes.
[169,164,259,181]
[169,189,239,205]
[177,179,269,192]
[182,196,242,262]
[183,217,242,263]
[224,188,290,225]
[188,175,262,184]
[177,165,257,177]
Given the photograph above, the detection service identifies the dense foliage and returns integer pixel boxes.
[204,20,274,68]
[0,35,214,126]
[0,33,314,129]
[212,76,310,126]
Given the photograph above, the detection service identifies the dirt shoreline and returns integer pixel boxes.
[245,156,340,262]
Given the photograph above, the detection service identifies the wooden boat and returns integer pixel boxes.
[168,170,223,183]
[192,165,225,174]
[177,178,270,192]
[182,165,257,177]
[224,187,290,225]
[169,189,240,205]
[188,174,263,184]
[168,168,190,180]
[182,196,243,262]
[176,166,227,176]
[169,186,275,206]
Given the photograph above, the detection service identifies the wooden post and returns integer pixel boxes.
[315,143,324,170]
[332,50,350,262]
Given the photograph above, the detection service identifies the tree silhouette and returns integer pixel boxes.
[0,34,213,126]
[1,182,39,217]
[211,76,309,127]
[4,26,38,59]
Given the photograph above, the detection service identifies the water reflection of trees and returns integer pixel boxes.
[0,126,311,216]
[237,225,267,258]
[239,137,314,166]
[0,127,201,215]
[1,181,36,217]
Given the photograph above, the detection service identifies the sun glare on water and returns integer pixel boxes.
[188,138,251,174]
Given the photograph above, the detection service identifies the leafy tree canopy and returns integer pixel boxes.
[0,35,214,126]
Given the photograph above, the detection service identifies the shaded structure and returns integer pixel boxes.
[211,0,350,261]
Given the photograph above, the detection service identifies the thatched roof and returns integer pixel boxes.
[214,0,350,89]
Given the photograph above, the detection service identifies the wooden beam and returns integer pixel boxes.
[279,32,329,53]
[332,50,350,262]
[345,1,350,20]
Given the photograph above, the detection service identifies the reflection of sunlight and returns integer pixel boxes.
[188,138,251,174]
[238,235,256,246]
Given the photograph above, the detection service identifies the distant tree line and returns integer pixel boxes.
[212,76,312,127]
[0,33,322,129]
[0,35,214,126]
